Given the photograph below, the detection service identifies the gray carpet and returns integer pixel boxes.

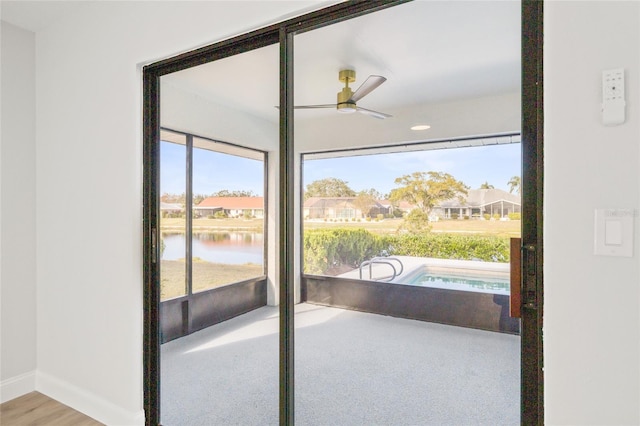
[161,304,520,425]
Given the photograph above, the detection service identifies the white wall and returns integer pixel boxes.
[544,1,640,424]
[0,21,37,403]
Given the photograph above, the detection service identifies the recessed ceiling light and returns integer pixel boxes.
[411,124,431,131]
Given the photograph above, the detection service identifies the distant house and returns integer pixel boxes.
[433,188,520,219]
[303,197,389,219]
[378,199,414,217]
[195,196,264,218]
[160,202,184,217]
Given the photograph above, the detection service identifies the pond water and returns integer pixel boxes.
[162,232,263,265]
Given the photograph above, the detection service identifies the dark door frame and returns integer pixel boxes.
[142,1,543,424]
[521,1,544,423]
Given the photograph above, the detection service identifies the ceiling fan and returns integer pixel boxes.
[295,69,392,119]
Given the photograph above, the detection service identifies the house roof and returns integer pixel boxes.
[437,188,520,208]
[196,196,264,209]
[160,202,183,211]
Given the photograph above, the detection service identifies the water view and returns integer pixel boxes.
[162,232,264,265]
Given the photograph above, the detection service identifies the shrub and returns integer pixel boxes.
[492,213,500,220]
[483,214,490,220]
[303,228,387,275]
[508,212,521,220]
[397,209,431,234]
[463,215,470,220]
[214,211,228,219]
[303,229,511,276]
[451,213,459,220]
[387,233,510,263]
[377,214,384,221]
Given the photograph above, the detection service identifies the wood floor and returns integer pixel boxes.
[0,392,103,426]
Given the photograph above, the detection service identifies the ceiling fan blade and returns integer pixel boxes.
[349,75,387,102]
[294,104,336,109]
[356,106,392,119]
[274,104,336,110]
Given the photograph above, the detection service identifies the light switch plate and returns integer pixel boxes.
[594,209,634,257]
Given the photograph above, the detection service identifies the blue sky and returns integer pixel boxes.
[304,143,521,196]
[161,141,520,197]
[161,141,265,196]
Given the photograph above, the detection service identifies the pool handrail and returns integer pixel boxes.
[359,256,404,282]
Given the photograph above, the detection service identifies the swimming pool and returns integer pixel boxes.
[399,266,510,294]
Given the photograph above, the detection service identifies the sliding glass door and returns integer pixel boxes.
[156,42,279,424]
[143,1,543,424]
[294,2,522,422]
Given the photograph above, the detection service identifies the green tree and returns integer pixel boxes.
[480,181,494,189]
[397,209,431,234]
[193,193,208,205]
[353,191,377,218]
[389,171,468,215]
[304,177,356,200]
[507,176,521,194]
[360,188,385,200]
[213,189,256,197]
[161,192,186,204]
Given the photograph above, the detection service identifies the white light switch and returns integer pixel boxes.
[594,209,634,257]
[604,220,622,245]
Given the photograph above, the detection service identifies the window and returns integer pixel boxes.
[160,129,266,301]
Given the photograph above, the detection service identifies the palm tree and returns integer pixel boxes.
[508,176,521,194]
[480,181,494,189]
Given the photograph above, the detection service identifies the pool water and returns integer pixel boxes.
[401,268,509,294]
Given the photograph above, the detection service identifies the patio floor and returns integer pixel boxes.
[161,303,520,425]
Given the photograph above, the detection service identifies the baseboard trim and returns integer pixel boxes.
[36,371,145,425]
[0,370,36,403]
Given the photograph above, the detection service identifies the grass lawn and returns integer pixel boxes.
[161,259,264,301]
[304,218,521,238]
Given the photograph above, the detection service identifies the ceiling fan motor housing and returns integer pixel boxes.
[337,87,356,113]
[337,69,357,113]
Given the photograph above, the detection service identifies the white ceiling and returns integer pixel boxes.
[161,1,521,125]
[2,0,521,143]
[0,0,95,32]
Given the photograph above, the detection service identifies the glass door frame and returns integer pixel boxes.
[142,0,544,424]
